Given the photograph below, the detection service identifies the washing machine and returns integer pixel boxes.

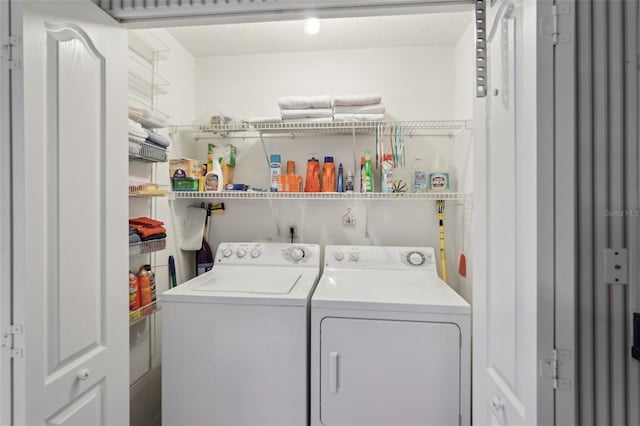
[162,242,320,426]
[311,245,471,426]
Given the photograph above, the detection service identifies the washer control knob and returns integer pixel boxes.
[349,252,360,262]
[407,251,426,266]
[250,248,261,258]
[289,247,305,262]
[222,248,233,257]
[334,251,345,261]
[236,248,247,258]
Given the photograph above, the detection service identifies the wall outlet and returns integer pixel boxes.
[289,225,298,239]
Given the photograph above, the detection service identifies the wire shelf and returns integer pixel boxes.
[170,191,469,201]
[129,140,168,162]
[129,238,167,256]
[169,120,471,138]
[129,181,169,197]
[129,300,160,325]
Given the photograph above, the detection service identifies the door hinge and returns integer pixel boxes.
[2,324,23,358]
[542,4,572,45]
[1,35,21,70]
[540,348,571,390]
[604,248,628,285]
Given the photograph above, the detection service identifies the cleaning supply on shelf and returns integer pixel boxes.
[281,160,303,192]
[363,150,374,192]
[345,170,354,192]
[205,158,224,192]
[270,154,282,192]
[436,200,448,283]
[412,156,427,192]
[337,163,344,192]
[428,154,450,192]
[359,156,365,192]
[129,271,141,311]
[195,203,214,276]
[322,157,336,192]
[304,154,321,192]
[137,266,153,309]
[168,256,177,288]
[143,264,157,314]
[381,154,394,193]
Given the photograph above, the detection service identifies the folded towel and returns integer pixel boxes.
[132,225,167,239]
[128,119,143,129]
[280,108,333,120]
[334,113,385,122]
[282,117,334,123]
[129,107,170,129]
[146,132,171,148]
[129,135,147,144]
[333,104,385,114]
[130,217,164,227]
[129,225,138,235]
[129,233,141,244]
[278,95,331,110]
[248,116,282,124]
[332,94,382,107]
[141,233,167,242]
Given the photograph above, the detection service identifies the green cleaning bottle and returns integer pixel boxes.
[364,150,374,193]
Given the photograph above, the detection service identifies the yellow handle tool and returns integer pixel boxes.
[437,200,447,283]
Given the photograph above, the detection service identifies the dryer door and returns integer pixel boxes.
[320,317,461,426]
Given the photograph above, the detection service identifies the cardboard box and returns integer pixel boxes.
[169,158,205,179]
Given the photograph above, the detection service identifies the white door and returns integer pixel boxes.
[473,0,545,424]
[9,0,129,424]
[320,318,461,426]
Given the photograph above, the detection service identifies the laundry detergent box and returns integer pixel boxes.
[169,158,206,179]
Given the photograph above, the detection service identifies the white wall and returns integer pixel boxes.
[128,28,196,426]
[183,43,474,294]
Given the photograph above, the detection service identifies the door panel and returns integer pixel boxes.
[320,317,460,426]
[474,0,539,424]
[11,1,128,424]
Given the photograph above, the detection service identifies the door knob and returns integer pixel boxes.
[77,369,90,381]
[492,397,505,411]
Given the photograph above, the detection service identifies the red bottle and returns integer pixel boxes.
[304,154,320,192]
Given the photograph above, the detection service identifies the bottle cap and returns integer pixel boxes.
[309,153,319,160]
[324,156,334,163]
[347,170,353,176]
[270,154,281,163]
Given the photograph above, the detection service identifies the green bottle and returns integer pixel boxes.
[364,150,374,192]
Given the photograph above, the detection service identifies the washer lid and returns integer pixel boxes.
[312,270,470,314]
[191,272,301,294]
[161,266,318,306]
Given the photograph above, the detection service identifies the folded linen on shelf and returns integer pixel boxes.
[332,94,382,107]
[129,135,147,144]
[248,116,282,124]
[129,233,141,244]
[334,113,385,122]
[333,103,385,114]
[278,95,331,110]
[282,117,334,123]
[129,107,170,129]
[146,132,171,148]
[280,108,333,120]
[141,233,167,242]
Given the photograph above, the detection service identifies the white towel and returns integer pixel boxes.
[334,113,385,122]
[129,135,147,143]
[248,116,282,124]
[278,95,331,110]
[332,94,382,107]
[280,108,333,119]
[283,117,334,123]
[129,107,170,128]
[333,104,385,114]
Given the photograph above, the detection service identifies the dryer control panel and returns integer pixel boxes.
[325,245,437,272]
[215,242,320,267]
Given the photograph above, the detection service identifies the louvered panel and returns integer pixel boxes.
[93,0,472,23]
[574,1,640,425]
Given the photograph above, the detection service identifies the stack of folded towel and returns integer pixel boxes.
[145,131,171,149]
[129,119,149,147]
[129,217,167,242]
[332,94,385,122]
[129,106,170,129]
[278,95,333,123]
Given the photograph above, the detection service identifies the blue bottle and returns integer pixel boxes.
[337,163,344,192]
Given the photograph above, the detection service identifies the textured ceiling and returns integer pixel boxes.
[165,12,473,57]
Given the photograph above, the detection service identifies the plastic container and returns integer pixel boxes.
[205,157,224,192]
[337,163,344,193]
[381,154,394,193]
[345,170,355,192]
[428,154,450,192]
[304,154,321,192]
[129,271,140,311]
[137,267,153,308]
[412,157,427,192]
[270,154,281,192]
[172,178,199,191]
[322,156,336,192]
[359,156,365,192]
[363,150,374,193]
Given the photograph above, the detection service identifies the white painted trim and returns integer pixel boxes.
[0,0,12,424]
